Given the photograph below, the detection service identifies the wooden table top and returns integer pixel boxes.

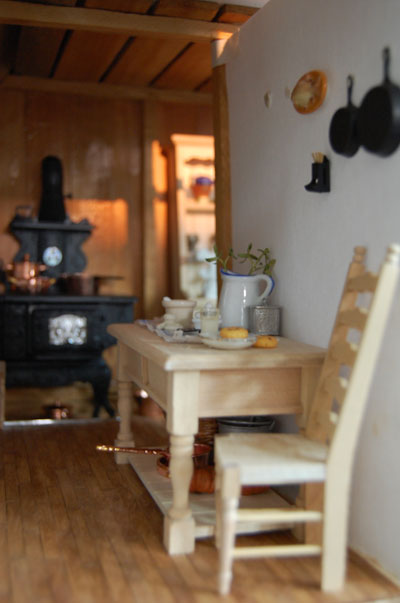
[108,322,325,372]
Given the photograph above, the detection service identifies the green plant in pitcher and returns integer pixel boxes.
[205,246,237,271]
[206,243,276,275]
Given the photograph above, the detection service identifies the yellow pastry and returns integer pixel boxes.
[253,335,278,349]
[219,326,249,339]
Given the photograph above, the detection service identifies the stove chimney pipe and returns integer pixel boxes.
[38,155,67,222]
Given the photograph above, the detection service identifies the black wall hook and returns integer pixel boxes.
[305,155,330,193]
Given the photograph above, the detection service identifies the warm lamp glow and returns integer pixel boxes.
[66,198,128,249]
[65,198,130,290]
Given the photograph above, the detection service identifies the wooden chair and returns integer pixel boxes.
[214,244,400,595]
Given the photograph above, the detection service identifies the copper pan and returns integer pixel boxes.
[156,456,269,495]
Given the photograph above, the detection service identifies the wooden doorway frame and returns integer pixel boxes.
[212,52,233,287]
[140,44,233,317]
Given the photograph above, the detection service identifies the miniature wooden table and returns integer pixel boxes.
[108,323,325,555]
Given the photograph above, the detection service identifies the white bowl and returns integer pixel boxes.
[161,299,196,328]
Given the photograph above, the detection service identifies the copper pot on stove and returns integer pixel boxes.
[7,253,46,280]
[58,273,96,295]
[6,253,55,293]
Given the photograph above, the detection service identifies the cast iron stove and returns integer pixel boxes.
[0,156,137,417]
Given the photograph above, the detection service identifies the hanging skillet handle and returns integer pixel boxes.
[329,74,360,157]
[346,74,355,106]
[383,47,391,83]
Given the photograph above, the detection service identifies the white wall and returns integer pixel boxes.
[226,0,400,582]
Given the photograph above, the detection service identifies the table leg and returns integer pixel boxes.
[162,370,200,555]
[114,380,135,464]
[163,433,196,554]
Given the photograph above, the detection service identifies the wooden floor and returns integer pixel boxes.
[0,417,399,603]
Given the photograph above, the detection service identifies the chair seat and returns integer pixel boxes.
[215,433,328,485]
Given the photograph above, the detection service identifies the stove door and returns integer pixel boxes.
[30,304,109,359]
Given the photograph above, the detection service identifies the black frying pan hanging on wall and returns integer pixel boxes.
[357,47,400,157]
[329,75,360,157]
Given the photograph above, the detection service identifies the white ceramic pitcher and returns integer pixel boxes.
[219,269,275,329]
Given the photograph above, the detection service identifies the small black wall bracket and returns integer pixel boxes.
[305,156,330,193]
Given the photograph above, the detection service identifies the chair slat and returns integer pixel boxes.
[330,339,358,365]
[329,411,339,424]
[322,374,348,405]
[338,307,368,330]
[233,544,322,559]
[237,509,322,523]
[312,408,337,442]
[305,247,367,443]
[346,271,378,292]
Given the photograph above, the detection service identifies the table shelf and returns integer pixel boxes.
[129,455,293,538]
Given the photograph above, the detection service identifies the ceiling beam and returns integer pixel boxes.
[0,1,238,42]
[1,74,213,104]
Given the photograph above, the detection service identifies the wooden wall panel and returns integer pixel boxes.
[0,89,142,300]
[0,89,26,264]
[24,91,74,206]
[157,101,213,146]
[66,96,142,297]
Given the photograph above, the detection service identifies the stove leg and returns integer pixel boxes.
[90,361,113,417]
[92,381,114,417]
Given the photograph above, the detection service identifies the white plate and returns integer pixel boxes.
[200,334,257,350]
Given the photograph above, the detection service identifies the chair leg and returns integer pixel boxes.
[215,466,221,549]
[321,485,349,591]
[217,465,241,595]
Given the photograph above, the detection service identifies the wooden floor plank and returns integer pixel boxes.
[0,527,11,599]
[96,538,133,603]
[6,500,25,560]
[45,559,76,603]
[0,418,398,603]
[3,454,19,502]
[0,479,6,525]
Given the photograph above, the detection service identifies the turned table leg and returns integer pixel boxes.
[163,433,196,554]
[114,380,135,464]
[163,370,200,555]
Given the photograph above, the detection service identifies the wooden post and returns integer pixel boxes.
[142,99,156,319]
[212,60,232,287]
[164,142,182,299]
[141,100,170,319]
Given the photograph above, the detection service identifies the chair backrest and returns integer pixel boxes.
[305,245,400,466]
